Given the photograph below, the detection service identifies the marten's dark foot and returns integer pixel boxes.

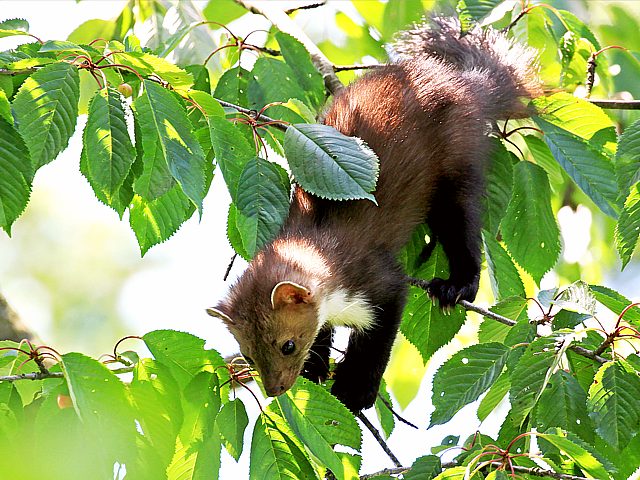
[428,277,479,309]
[301,358,329,384]
[331,369,378,414]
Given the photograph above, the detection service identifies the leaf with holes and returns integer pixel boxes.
[277,378,361,480]
[0,117,32,234]
[214,66,250,107]
[234,157,291,257]
[588,360,640,451]
[12,62,79,169]
[401,244,466,363]
[284,123,379,202]
[275,32,325,112]
[82,87,135,200]
[430,343,510,426]
[615,182,640,269]
[249,413,318,480]
[502,161,560,284]
[509,335,572,427]
[535,370,593,442]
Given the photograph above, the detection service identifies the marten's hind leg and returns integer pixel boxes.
[426,169,483,308]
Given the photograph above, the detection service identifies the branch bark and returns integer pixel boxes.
[0,292,36,343]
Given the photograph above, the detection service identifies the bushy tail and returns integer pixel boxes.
[394,17,542,118]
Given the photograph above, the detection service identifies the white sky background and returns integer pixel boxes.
[1,1,638,479]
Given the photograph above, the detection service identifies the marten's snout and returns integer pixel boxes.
[264,384,286,397]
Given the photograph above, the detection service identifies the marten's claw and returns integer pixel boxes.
[428,277,479,309]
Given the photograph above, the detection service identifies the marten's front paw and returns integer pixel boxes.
[331,375,377,414]
[428,277,479,309]
[301,356,329,384]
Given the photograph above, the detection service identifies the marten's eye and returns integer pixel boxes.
[281,340,296,355]
[243,354,255,366]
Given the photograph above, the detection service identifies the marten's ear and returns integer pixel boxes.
[271,281,312,309]
[206,306,235,325]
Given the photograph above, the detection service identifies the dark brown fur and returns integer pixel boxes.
[210,17,541,413]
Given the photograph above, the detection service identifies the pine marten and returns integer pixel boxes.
[208,17,541,413]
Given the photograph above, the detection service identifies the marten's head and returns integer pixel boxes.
[207,281,321,397]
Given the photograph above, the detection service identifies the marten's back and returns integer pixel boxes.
[287,57,488,253]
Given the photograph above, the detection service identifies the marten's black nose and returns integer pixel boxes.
[265,384,286,397]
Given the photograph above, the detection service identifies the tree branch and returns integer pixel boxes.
[406,277,608,364]
[233,0,344,96]
[284,1,327,15]
[0,365,134,383]
[357,412,402,468]
[586,99,640,109]
[0,292,37,343]
[360,462,591,480]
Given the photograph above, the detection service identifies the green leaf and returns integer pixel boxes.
[523,135,564,185]
[430,343,510,426]
[509,335,571,427]
[0,89,11,124]
[249,413,318,480]
[277,378,361,480]
[202,0,247,25]
[12,61,79,169]
[217,398,249,461]
[167,372,222,480]
[401,244,466,363]
[38,40,87,54]
[615,118,640,202]
[275,31,325,111]
[284,123,379,202]
[380,0,424,40]
[587,360,640,451]
[227,203,251,260]
[61,352,137,463]
[248,57,308,112]
[209,115,255,200]
[374,379,394,439]
[68,19,117,44]
[404,455,442,480]
[234,157,290,257]
[589,284,640,325]
[129,187,195,255]
[213,67,250,107]
[552,281,596,315]
[535,370,593,442]
[0,18,30,39]
[0,116,32,234]
[143,330,225,389]
[112,51,193,91]
[478,296,528,345]
[483,232,525,300]
[615,182,640,268]
[477,372,510,422]
[502,161,560,284]
[134,80,206,210]
[82,87,136,200]
[457,0,503,32]
[538,431,611,479]
[482,140,515,235]
[536,118,618,218]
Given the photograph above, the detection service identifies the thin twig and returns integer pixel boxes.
[377,394,419,430]
[214,98,288,132]
[360,461,590,480]
[285,1,327,14]
[357,412,402,468]
[407,277,608,364]
[224,253,238,281]
[333,64,382,72]
[0,67,38,76]
[0,365,135,383]
[587,99,640,110]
